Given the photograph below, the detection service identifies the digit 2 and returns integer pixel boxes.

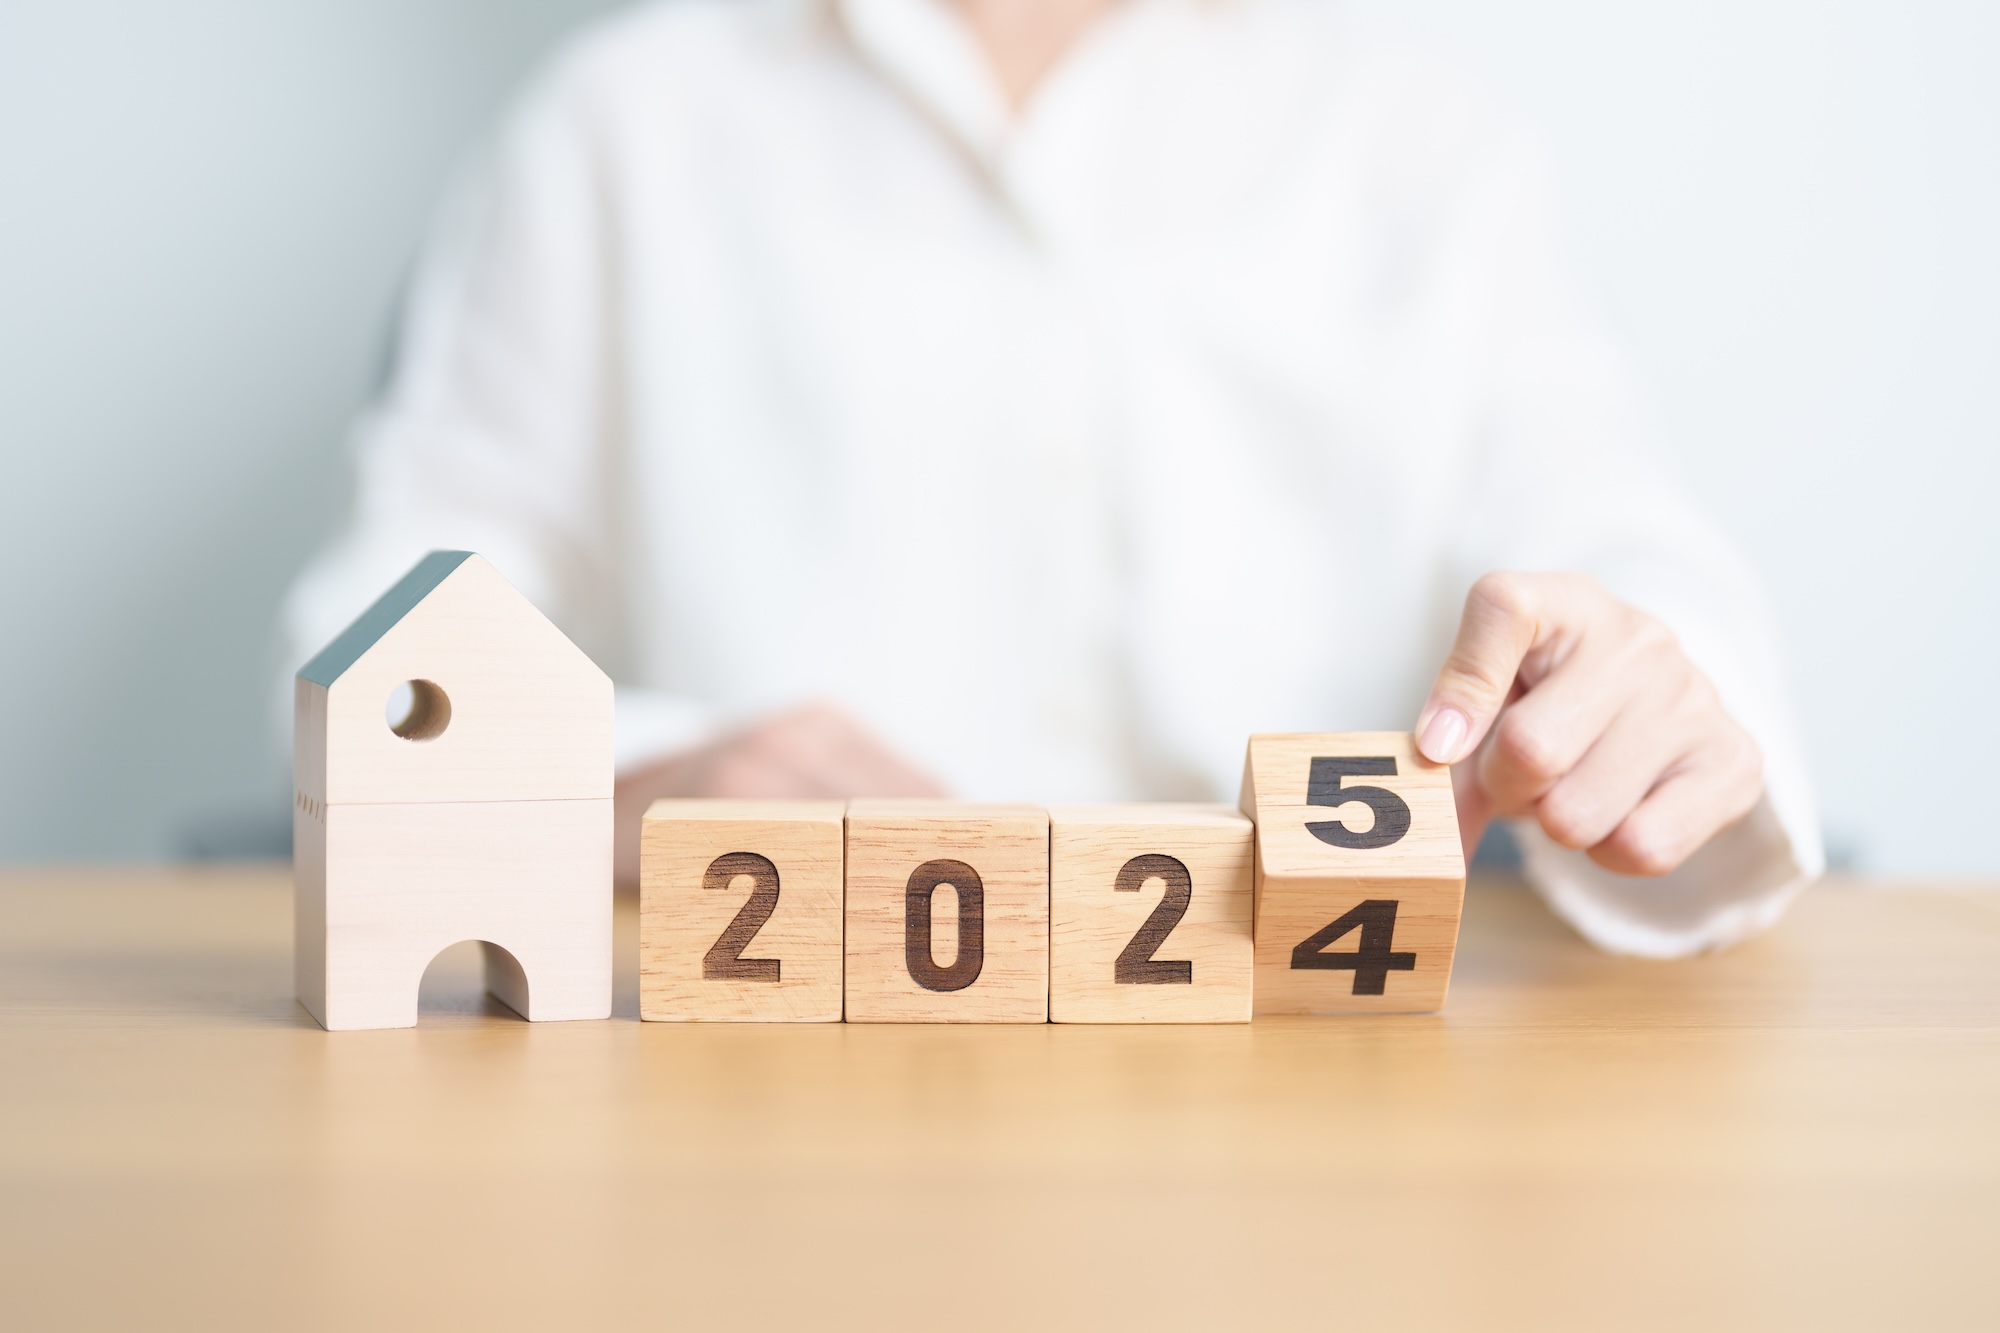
[1306,757,1411,849]
[702,852,782,982]
[1113,854,1193,985]
[1290,899,1415,995]
[905,859,984,992]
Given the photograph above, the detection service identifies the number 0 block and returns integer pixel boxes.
[844,800,1048,1023]
[1048,804,1253,1023]
[1239,733,1464,1015]
[639,799,845,1022]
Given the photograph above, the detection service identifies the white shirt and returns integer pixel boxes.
[280,0,1823,956]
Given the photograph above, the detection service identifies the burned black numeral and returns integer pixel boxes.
[702,852,782,982]
[1290,899,1416,995]
[1113,854,1193,985]
[905,859,984,993]
[1305,757,1412,850]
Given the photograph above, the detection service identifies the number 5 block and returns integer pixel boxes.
[1239,733,1464,1015]
[640,799,845,1021]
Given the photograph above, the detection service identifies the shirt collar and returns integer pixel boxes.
[833,0,1264,249]
[836,0,1013,164]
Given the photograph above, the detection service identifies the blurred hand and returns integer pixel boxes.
[1415,572,1763,877]
[613,701,947,892]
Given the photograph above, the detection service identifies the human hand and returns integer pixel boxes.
[612,701,947,892]
[1414,572,1763,876]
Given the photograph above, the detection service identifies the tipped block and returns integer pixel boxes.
[1239,733,1465,1015]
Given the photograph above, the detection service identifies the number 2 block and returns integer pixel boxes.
[639,799,845,1022]
[844,800,1048,1023]
[1239,733,1465,1015]
[1048,804,1253,1023]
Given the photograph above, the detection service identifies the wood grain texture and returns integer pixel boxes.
[1240,732,1465,1015]
[4,868,2000,1330]
[844,800,1048,1023]
[1048,804,1252,1023]
[640,799,845,1022]
[299,798,612,1030]
[5,868,1999,1331]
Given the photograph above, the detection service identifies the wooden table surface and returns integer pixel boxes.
[2,866,1995,1332]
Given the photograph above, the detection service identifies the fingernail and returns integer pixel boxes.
[1418,705,1470,764]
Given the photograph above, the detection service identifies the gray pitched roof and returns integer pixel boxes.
[296,551,473,687]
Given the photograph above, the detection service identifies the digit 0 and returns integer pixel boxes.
[905,859,984,993]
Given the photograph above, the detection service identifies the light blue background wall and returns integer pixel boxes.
[1,0,1995,873]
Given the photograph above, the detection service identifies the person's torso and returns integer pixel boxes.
[576,0,1507,799]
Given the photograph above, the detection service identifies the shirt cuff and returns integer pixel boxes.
[1515,788,1823,958]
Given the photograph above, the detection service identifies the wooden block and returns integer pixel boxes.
[298,797,612,1030]
[1239,732,1464,1015]
[639,799,845,1022]
[844,800,1049,1023]
[1048,804,1253,1024]
[294,551,611,807]
[293,551,613,1031]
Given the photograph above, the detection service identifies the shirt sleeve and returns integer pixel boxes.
[274,57,716,773]
[1441,117,1824,956]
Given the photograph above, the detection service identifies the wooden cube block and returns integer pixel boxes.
[1048,804,1253,1024]
[1239,732,1464,1015]
[844,800,1048,1023]
[639,799,845,1022]
[298,796,612,1030]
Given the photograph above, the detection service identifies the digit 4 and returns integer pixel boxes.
[1290,899,1416,996]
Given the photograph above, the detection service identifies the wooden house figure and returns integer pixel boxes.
[293,551,613,1031]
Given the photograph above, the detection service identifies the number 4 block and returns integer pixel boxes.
[1239,733,1465,1015]
[640,799,845,1022]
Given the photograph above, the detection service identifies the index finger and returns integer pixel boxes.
[1414,571,1598,764]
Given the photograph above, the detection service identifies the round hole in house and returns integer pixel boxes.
[386,679,451,741]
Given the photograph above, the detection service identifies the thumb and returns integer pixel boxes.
[1415,572,1579,764]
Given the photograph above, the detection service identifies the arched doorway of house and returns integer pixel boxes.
[416,940,530,1021]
